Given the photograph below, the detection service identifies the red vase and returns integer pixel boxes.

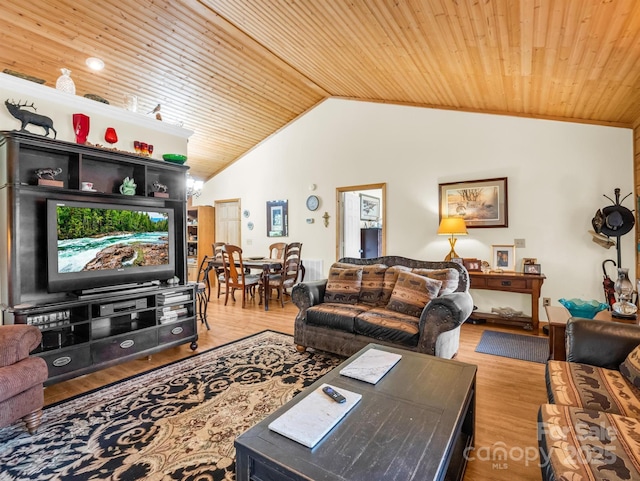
[105,127,118,145]
[72,113,90,144]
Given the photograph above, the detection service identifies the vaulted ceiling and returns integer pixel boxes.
[2,0,640,180]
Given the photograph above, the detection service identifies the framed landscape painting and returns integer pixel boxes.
[439,177,508,228]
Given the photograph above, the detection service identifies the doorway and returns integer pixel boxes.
[336,183,386,260]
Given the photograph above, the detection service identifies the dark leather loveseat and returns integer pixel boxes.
[291,256,474,359]
[539,319,640,481]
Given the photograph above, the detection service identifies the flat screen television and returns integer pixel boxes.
[46,199,176,293]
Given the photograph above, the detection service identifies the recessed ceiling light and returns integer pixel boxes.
[85,57,105,71]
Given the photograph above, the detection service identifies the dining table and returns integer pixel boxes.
[208,256,283,311]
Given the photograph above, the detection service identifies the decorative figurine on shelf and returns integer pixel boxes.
[5,99,57,138]
[35,167,63,187]
[152,181,169,198]
[153,181,168,193]
[147,103,162,121]
[119,177,137,195]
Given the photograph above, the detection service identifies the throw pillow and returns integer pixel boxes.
[358,264,388,305]
[412,268,460,295]
[324,266,363,304]
[379,265,412,306]
[620,344,640,389]
[386,271,442,318]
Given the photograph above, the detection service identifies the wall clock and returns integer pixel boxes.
[306,195,320,211]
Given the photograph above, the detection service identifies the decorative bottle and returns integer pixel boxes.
[614,268,634,303]
[56,68,76,94]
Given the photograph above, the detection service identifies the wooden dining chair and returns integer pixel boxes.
[269,242,287,260]
[259,242,303,307]
[221,244,260,308]
[213,242,226,299]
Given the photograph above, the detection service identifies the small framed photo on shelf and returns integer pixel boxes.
[463,258,482,272]
[492,245,516,271]
[521,257,537,272]
[523,263,542,275]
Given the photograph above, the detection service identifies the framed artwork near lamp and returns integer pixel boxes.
[492,244,516,271]
[438,177,508,228]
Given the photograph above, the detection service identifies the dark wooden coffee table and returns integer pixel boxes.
[235,344,476,481]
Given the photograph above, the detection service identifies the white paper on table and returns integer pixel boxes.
[339,348,402,384]
[268,383,362,448]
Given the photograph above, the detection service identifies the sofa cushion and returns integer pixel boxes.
[306,303,371,333]
[379,265,412,306]
[324,266,363,304]
[386,271,442,318]
[620,344,640,389]
[411,268,459,296]
[538,403,640,481]
[354,307,420,347]
[546,360,640,417]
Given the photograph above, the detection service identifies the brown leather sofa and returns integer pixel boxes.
[0,325,49,434]
[292,256,474,359]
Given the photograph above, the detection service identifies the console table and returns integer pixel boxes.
[468,271,546,332]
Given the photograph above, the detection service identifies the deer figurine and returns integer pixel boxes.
[4,99,57,138]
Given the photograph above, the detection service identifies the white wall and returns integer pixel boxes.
[198,98,634,318]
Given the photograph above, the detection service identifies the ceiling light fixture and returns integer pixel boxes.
[186,174,204,198]
[85,57,105,71]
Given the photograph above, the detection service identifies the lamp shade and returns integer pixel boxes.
[437,217,468,236]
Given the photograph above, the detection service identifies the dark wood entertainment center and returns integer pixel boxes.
[0,131,197,385]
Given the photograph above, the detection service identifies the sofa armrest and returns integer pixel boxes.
[292,280,328,312]
[417,291,474,355]
[566,318,640,369]
[0,325,42,367]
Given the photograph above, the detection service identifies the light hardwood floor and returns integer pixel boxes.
[43,294,547,481]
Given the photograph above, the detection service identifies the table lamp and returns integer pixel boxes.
[437,217,468,261]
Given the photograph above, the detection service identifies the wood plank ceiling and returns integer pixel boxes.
[2,0,640,180]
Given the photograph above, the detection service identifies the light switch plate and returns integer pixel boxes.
[514,238,526,248]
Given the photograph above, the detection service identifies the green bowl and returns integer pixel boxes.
[162,154,187,164]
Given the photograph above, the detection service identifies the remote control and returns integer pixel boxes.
[322,386,346,403]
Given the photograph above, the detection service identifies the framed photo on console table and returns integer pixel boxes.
[524,263,542,275]
[439,177,508,228]
[492,244,515,271]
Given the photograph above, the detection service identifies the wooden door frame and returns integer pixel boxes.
[335,183,386,260]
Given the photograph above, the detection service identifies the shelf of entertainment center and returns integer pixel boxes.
[4,131,188,200]
[9,285,197,385]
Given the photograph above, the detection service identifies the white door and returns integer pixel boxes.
[341,192,361,258]
[215,200,241,245]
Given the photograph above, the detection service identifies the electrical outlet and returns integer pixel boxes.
[514,238,526,248]
[543,297,551,307]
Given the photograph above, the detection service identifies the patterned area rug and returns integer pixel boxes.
[475,329,548,363]
[0,331,343,480]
